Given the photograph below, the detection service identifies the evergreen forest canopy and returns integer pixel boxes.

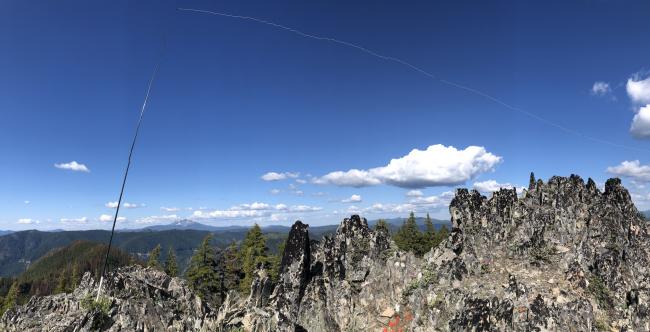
[0,213,449,314]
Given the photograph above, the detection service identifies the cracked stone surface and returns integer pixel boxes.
[0,266,218,331]
[3,174,650,331]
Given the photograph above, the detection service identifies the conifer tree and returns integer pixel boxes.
[164,247,179,277]
[239,224,269,294]
[374,219,390,234]
[1,281,19,315]
[222,241,242,292]
[424,213,436,248]
[54,272,67,294]
[186,234,221,306]
[394,212,427,256]
[269,238,286,282]
[436,224,450,245]
[147,244,162,269]
[529,172,536,190]
[69,264,80,292]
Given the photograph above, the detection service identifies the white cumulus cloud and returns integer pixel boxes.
[288,205,322,212]
[105,201,143,209]
[406,190,423,197]
[313,145,502,189]
[136,214,180,224]
[591,81,611,96]
[191,202,322,221]
[161,206,179,212]
[361,191,455,215]
[192,210,265,219]
[342,194,362,203]
[237,202,271,210]
[626,74,650,139]
[408,191,455,207]
[627,75,650,104]
[473,180,517,193]
[54,161,89,172]
[18,218,38,224]
[631,192,650,203]
[313,169,382,187]
[270,214,288,222]
[630,104,650,138]
[99,214,126,222]
[60,217,88,223]
[607,160,650,182]
[261,172,299,181]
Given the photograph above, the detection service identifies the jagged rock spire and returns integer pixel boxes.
[4,175,650,331]
[271,220,311,328]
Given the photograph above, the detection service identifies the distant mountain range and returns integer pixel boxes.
[0,216,451,277]
[0,229,283,277]
[130,219,343,238]
[131,217,450,233]
[0,230,13,237]
[134,219,232,232]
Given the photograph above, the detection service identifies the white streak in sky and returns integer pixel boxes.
[177,7,648,153]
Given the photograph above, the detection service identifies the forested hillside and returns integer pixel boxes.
[0,241,136,311]
[0,229,288,277]
[0,218,451,278]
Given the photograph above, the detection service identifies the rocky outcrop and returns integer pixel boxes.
[215,214,408,331]
[416,175,649,331]
[3,174,649,331]
[219,175,650,331]
[414,175,649,331]
[0,266,218,331]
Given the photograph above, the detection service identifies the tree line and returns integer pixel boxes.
[144,224,284,307]
[390,212,449,257]
[0,241,135,316]
[1,213,449,314]
[165,213,449,307]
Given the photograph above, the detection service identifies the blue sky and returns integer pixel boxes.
[2,0,650,230]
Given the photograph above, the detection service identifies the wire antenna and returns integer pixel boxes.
[178,7,648,153]
[96,38,167,301]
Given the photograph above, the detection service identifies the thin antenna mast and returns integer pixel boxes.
[96,50,165,301]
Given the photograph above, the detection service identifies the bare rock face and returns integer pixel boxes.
[220,175,650,331]
[275,220,311,325]
[411,175,650,331]
[223,214,415,331]
[0,266,218,331]
[3,174,649,331]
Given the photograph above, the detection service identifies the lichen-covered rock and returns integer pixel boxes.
[218,175,650,331]
[4,174,649,331]
[0,266,218,331]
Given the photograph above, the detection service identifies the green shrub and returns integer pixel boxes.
[401,266,437,300]
[81,294,112,329]
[588,275,612,309]
[529,245,557,264]
[594,318,609,331]
[81,294,111,314]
